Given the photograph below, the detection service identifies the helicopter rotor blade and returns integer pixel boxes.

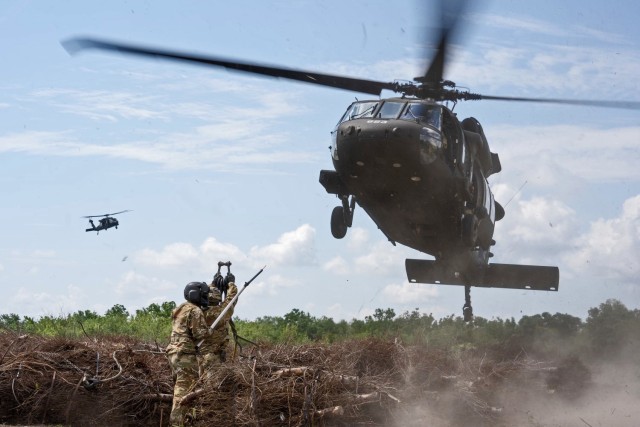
[62,37,396,96]
[82,209,132,219]
[109,209,132,216]
[475,94,640,110]
[62,37,640,110]
[420,0,469,85]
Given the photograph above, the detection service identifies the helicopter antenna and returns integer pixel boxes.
[503,180,528,208]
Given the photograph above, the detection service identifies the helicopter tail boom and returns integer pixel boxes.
[85,219,96,232]
[406,259,559,291]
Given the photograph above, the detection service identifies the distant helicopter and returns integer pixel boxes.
[62,1,640,319]
[84,210,131,234]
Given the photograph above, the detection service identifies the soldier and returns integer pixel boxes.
[166,282,210,427]
[199,272,238,378]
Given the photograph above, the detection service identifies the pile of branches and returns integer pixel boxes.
[192,339,405,426]
[0,332,171,426]
[0,331,561,426]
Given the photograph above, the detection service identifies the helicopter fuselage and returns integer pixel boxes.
[85,216,120,233]
[320,98,558,298]
[321,98,499,260]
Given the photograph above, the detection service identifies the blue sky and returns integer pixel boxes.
[1,0,639,322]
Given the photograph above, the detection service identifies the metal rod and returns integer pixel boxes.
[196,265,266,349]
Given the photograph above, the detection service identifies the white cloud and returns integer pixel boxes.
[241,274,297,299]
[32,89,166,122]
[249,224,317,267]
[491,193,579,267]
[381,282,439,305]
[477,14,568,37]
[323,256,350,275]
[354,241,406,276]
[29,75,303,124]
[199,238,246,265]
[11,284,87,317]
[565,195,640,283]
[133,238,244,272]
[7,249,58,261]
[346,227,370,250]
[33,250,56,258]
[509,197,576,245]
[489,125,640,183]
[448,25,640,98]
[114,271,176,296]
[475,13,626,46]
[0,127,317,172]
[134,242,199,267]
[326,303,345,319]
[132,224,316,271]
[0,76,319,173]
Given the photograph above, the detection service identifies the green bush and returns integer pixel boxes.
[2,300,639,364]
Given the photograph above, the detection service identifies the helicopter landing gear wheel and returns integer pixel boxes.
[330,196,356,239]
[331,206,348,239]
[463,285,473,322]
[462,214,478,247]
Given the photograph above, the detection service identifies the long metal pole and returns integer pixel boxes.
[196,265,266,349]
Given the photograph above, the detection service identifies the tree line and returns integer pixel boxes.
[1,299,639,359]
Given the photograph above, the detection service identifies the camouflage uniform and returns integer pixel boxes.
[166,301,209,426]
[199,282,238,377]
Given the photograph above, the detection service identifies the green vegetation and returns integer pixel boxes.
[0,301,176,343]
[2,299,639,359]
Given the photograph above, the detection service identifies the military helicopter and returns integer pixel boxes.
[83,210,131,234]
[62,2,640,319]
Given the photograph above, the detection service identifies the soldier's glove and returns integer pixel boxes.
[225,272,235,287]
[213,273,227,294]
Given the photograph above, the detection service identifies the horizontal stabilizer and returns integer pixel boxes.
[406,259,559,291]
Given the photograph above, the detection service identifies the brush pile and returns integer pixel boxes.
[0,332,572,426]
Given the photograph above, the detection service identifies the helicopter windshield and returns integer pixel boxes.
[400,103,442,129]
[338,101,379,123]
[376,101,406,119]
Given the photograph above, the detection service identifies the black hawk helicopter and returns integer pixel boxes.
[84,210,131,234]
[62,1,640,320]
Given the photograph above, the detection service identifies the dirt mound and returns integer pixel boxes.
[0,332,582,426]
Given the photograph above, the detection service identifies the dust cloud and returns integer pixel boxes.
[391,343,640,427]
[499,362,638,426]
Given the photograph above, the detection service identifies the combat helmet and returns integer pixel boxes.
[184,281,210,309]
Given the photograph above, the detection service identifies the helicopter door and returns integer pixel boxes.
[472,166,496,247]
[441,109,464,175]
[472,167,484,210]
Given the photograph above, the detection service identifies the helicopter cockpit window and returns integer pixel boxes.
[338,101,379,123]
[400,103,442,129]
[376,101,406,119]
